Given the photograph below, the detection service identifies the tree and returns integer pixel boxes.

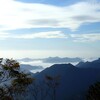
[45,75,60,100]
[0,58,60,100]
[86,82,100,100]
[0,58,33,100]
[29,75,60,100]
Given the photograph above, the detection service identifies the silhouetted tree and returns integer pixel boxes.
[29,75,60,100]
[0,58,33,100]
[45,75,60,100]
[86,82,100,100]
[0,58,60,100]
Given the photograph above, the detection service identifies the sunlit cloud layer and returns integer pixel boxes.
[0,0,100,31]
[70,33,100,42]
[0,30,100,42]
[0,31,67,39]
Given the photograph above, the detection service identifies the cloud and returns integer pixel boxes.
[70,33,100,42]
[0,30,100,42]
[0,31,67,39]
[14,31,67,39]
[28,19,59,27]
[0,0,100,31]
[72,15,97,21]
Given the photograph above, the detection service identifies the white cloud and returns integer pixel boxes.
[70,33,100,42]
[0,0,100,31]
[0,31,67,39]
[1,30,100,42]
[16,31,67,39]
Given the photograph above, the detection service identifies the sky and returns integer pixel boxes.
[0,0,100,59]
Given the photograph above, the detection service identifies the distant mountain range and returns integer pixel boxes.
[24,58,100,100]
[17,58,34,62]
[20,64,43,72]
[76,58,100,68]
[42,57,83,63]
[17,57,83,63]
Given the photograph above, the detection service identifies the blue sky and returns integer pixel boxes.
[0,0,100,58]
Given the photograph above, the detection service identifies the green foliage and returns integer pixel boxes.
[0,85,13,100]
[12,72,33,93]
[1,96,12,100]
[86,82,100,100]
[2,59,20,70]
[0,58,33,99]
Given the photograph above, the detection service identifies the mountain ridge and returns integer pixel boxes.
[17,57,83,63]
[32,58,100,100]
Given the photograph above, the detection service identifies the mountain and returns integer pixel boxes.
[76,58,100,68]
[17,58,34,62]
[20,64,43,72]
[14,58,100,100]
[17,57,83,63]
[42,57,83,63]
[30,58,100,100]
